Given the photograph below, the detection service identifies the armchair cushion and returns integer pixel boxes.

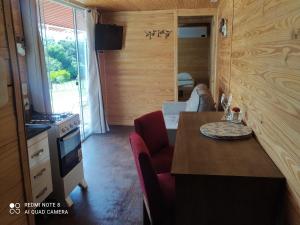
[163,115,179,130]
[151,146,174,174]
[185,84,214,111]
[197,89,215,111]
[185,87,201,111]
[162,101,186,115]
[162,84,215,130]
[134,111,170,156]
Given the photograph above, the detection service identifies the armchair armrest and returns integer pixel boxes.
[162,101,187,115]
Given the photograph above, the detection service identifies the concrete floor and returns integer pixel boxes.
[36,126,142,225]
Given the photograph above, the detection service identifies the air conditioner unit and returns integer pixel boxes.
[178,26,207,38]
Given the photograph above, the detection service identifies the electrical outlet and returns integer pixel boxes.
[23,97,30,110]
[22,83,28,95]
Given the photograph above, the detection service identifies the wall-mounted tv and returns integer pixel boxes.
[95,24,123,50]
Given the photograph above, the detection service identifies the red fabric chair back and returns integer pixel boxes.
[134,111,169,155]
[129,132,166,224]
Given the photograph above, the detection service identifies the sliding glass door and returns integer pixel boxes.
[74,9,91,138]
[37,0,91,139]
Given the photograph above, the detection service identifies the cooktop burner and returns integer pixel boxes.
[29,112,74,124]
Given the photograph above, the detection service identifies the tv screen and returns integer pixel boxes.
[95,24,123,50]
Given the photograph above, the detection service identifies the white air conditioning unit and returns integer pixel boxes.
[178,26,207,38]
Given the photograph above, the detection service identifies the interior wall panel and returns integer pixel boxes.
[217,0,300,224]
[178,38,210,86]
[216,0,233,95]
[0,0,32,224]
[100,11,175,125]
[77,0,218,11]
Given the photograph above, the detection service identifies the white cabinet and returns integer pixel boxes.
[27,131,53,203]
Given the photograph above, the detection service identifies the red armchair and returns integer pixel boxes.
[129,132,175,225]
[134,111,174,173]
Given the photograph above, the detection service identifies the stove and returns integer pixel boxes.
[28,112,87,207]
[28,112,80,137]
[29,113,73,124]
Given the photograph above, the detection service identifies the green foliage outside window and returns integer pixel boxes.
[46,39,78,83]
[50,69,71,83]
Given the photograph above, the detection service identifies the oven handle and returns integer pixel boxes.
[62,128,80,141]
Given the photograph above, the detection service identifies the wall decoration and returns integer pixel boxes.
[145,29,172,39]
[219,18,228,37]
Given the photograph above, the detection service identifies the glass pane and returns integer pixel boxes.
[59,128,81,157]
[38,0,81,115]
[37,0,90,140]
[74,9,91,139]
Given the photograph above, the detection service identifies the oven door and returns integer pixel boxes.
[58,127,82,177]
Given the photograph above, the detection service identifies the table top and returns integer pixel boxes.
[171,112,284,178]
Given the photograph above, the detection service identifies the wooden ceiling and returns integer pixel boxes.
[75,0,218,11]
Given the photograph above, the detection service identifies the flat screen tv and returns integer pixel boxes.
[95,24,123,50]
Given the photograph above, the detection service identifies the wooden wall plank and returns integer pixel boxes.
[0,0,33,224]
[0,0,7,48]
[101,11,175,125]
[0,0,12,86]
[173,11,178,101]
[217,0,300,224]
[0,141,23,194]
[216,0,233,95]
[177,8,217,17]
[10,0,29,85]
[0,73,18,149]
[233,3,300,46]
[0,142,25,225]
[178,38,210,85]
[0,182,27,225]
[0,57,12,85]
[77,0,218,11]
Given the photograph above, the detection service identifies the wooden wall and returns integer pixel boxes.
[178,37,210,86]
[79,0,218,11]
[0,0,32,224]
[216,0,300,224]
[100,11,175,125]
[216,0,233,95]
[10,0,28,85]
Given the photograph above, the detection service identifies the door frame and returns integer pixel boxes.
[174,8,218,101]
[2,0,35,224]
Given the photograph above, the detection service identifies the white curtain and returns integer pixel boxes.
[20,0,52,113]
[86,10,109,133]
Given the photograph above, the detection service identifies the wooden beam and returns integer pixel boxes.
[173,10,178,101]
[177,8,217,17]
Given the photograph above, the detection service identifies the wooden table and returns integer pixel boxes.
[172,112,285,225]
